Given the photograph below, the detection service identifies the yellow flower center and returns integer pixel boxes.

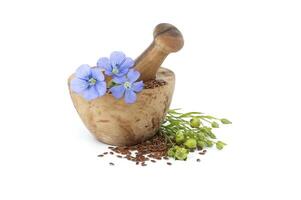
[124,81,131,89]
[88,78,97,86]
[112,67,119,74]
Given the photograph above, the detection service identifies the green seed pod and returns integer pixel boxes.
[175,147,188,160]
[206,130,216,139]
[184,138,197,149]
[211,121,219,128]
[197,140,206,149]
[175,130,185,144]
[190,117,201,128]
[216,141,227,150]
[221,118,232,124]
[205,140,213,147]
[167,148,176,157]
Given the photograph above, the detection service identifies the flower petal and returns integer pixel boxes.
[124,89,137,104]
[120,57,134,71]
[115,68,129,77]
[127,69,140,83]
[104,70,113,76]
[132,81,144,92]
[75,64,91,80]
[91,68,105,81]
[82,86,99,101]
[110,51,126,66]
[110,85,125,99]
[113,76,127,84]
[70,77,89,93]
[95,81,107,97]
[97,57,111,71]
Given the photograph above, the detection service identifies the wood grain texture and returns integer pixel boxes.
[68,68,175,146]
[68,23,183,146]
[134,23,184,81]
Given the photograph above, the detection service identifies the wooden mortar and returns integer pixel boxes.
[68,23,184,146]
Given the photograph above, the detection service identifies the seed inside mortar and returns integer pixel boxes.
[144,79,167,89]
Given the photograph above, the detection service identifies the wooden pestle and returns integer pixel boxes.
[134,23,184,81]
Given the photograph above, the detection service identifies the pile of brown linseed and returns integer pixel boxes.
[97,134,170,166]
[97,133,207,166]
[144,79,167,89]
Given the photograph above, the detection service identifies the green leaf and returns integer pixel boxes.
[221,118,232,124]
[108,80,118,88]
[179,112,203,118]
[168,109,182,115]
[200,115,216,119]
[169,119,180,126]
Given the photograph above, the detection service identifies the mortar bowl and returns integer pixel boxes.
[68,67,175,146]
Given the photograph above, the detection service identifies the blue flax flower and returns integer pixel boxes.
[110,69,144,104]
[70,64,107,101]
[97,51,134,78]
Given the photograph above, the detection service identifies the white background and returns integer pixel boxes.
[0,0,300,199]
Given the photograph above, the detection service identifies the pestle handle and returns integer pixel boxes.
[134,23,184,81]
